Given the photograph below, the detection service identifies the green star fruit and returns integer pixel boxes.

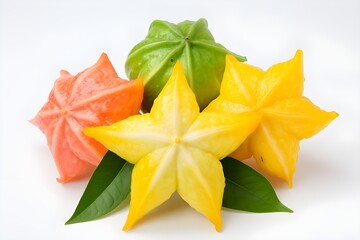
[125,18,246,112]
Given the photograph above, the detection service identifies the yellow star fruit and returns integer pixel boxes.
[83,62,261,231]
[205,50,338,187]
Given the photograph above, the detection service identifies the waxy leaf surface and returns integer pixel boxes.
[222,157,292,213]
[66,151,133,224]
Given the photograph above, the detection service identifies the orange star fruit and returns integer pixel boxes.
[31,53,143,183]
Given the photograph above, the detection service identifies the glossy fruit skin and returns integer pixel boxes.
[205,51,338,186]
[31,53,143,183]
[125,18,246,112]
[84,61,261,231]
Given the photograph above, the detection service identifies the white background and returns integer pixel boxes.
[1,0,359,239]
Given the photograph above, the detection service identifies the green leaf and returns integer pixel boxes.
[66,151,134,224]
[221,157,293,213]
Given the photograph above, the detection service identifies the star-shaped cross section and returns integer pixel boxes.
[84,62,261,231]
[205,50,338,186]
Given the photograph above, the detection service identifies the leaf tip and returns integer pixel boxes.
[287,208,294,213]
[64,218,76,225]
[277,203,294,213]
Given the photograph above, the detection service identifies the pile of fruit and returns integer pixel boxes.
[32,19,338,231]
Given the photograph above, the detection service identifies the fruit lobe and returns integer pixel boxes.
[205,50,338,186]
[84,61,261,231]
[31,53,143,183]
[125,18,246,112]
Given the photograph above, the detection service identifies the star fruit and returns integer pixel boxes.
[205,50,338,186]
[84,62,261,231]
[125,18,246,112]
[31,53,143,183]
